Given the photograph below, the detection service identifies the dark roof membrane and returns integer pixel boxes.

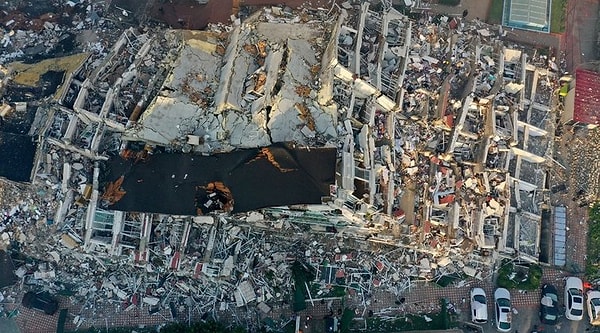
[102,143,337,214]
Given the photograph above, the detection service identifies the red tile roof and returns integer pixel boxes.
[574,68,600,125]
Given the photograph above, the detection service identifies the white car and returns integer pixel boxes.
[565,277,584,321]
[587,290,600,326]
[470,288,488,324]
[494,288,511,332]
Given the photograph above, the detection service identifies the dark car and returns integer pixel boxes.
[540,284,559,325]
[22,291,59,315]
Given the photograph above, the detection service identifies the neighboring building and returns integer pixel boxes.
[502,0,551,33]
[563,62,600,128]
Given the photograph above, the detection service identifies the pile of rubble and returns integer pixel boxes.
[0,0,568,331]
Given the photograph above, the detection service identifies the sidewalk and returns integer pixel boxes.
[347,267,574,321]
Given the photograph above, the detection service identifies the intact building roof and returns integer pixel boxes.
[573,68,600,125]
[502,0,551,33]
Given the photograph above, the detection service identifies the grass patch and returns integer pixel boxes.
[341,308,355,333]
[365,299,456,332]
[497,259,542,290]
[488,0,504,24]
[550,0,567,33]
[587,204,600,279]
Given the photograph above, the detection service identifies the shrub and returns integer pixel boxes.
[365,299,457,331]
[497,259,542,290]
[586,204,600,279]
[340,308,355,333]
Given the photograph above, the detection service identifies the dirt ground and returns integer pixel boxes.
[148,0,340,29]
[428,0,492,21]
[550,125,591,273]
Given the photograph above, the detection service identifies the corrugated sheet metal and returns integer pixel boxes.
[553,206,567,266]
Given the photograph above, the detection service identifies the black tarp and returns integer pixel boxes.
[102,143,337,214]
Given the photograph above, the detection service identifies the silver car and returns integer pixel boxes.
[470,288,488,324]
[494,288,511,332]
[565,277,584,321]
[587,290,600,326]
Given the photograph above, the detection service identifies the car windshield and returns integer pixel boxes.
[569,288,582,296]
[473,295,486,304]
[499,321,511,330]
[592,298,600,306]
[572,308,583,316]
[497,298,510,307]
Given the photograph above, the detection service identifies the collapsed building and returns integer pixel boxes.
[0,0,563,330]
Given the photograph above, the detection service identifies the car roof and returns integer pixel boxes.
[573,301,584,310]
[472,301,487,319]
[498,307,511,321]
[543,303,559,315]
[541,295,556,307]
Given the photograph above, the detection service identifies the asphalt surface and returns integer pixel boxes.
[509,304,590,333]
[564,0,599,72]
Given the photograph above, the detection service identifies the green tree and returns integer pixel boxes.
[340,308,355,333]
[587,203,600,278]
[290,261,315,312]
[497,259,542,290]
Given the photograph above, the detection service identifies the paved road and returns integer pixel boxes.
[564,0,599,72]
[511,305,590,333]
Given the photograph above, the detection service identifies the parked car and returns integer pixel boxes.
[564,277,584,321]
[494,288,512,332]
[540,284,559,325]
[21,291,59,315]
[470,288,488,324]
[587,290,600,326]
